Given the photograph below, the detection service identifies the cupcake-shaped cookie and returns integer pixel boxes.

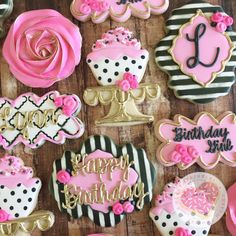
[87,27,149,86]
[0,156,41,221]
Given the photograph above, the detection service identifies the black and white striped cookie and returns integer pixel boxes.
[50,135,156,227]
[0,0,13,37]
[155,0,236,104]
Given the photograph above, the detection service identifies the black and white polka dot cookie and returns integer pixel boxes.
[0,155,41,222]
[87,27,149,86]
[150,173,227,236]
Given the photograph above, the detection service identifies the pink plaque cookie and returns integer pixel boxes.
[150,172,227,236]
[3,9,82,88]
[156,112,236,169]
[0,91,84,149]
[70,0,169,23]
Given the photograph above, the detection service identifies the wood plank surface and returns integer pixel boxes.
[0,0,236,235]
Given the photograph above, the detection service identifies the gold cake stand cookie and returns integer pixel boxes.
[0,211,55,236]
[84,83,160,126]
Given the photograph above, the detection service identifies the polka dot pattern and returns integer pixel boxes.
[87,52,149,86]
[0,180,41,219]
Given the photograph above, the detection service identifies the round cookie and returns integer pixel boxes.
[50,135,156,227]
[155,0,236,104]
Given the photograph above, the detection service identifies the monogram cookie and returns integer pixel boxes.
[0,91,84,149]
[150,173,227,236]
[70,0,169,23]
[50,135,156,227]
[155,1,236,104]
[156,111,236,169]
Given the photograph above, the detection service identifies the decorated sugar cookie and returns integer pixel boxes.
[0,0,13,38]
[70,0,169,23]
[150,172,227,236]
[50,135,156,227]
[226,182,236,236]
[156,111,236,169]
[0,155,54,235]
[3,9,82,88]
[0,91,84,150]
[84,27,160,126]
[155,1,236,104]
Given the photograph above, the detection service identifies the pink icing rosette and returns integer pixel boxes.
[3,9,82,88]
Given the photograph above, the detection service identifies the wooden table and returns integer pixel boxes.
[0,0,235,235]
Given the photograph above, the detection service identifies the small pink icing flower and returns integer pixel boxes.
[54,97,64,107]
[123,72,134,83]
[90,2,100,11]
[211,12,224,23]
[187,146,199,159]
[216,22,227,33]
[112,202,124,215]
[99,1,110,11]
[80,3,92,14]
[0,210,9,222]
[123,201,134,213]
[175,227,192,236]
[175,144,188,155]
[3,9,82,88]
[223,16,234,26]
[170,151,182,163]
[63,96,77,109]
[181,155,193,165]
[117,79,131,92]
[56,170,71,184]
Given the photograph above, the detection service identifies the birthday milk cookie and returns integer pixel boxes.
[0,91,84,149]
[50,135,156,227]
[156,111,236,170]
[155,1,236,104]
[0,155,54,235]
[150,173,227,236]
[70,0,169,24]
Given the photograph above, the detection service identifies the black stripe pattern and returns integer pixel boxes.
[50,135,156,227]
[0,0,13,38]
[155,1,236,104]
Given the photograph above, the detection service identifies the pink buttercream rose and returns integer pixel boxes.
[3,9,82,88]
[216,22,227,32]
[211,12,224,23]
[175,227,192,236]
[0,210,9,222]
[170,151,182,163]
[223,16,234,26]
[112,202,124,215]
[80,3,92,14]
[175,144,187,155]
[54,97,63,107]
[181,155,193,165]
[123,201,134,213]
[56,170,71,184]
[187,146,199,159]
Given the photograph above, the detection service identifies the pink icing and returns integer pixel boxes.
[112,202,124,215]
[116,80,130,92]
[0,156,40,188]
[116,72,139,91]
[211,12,224,23]
[67,150,138,213]
[0,209,10,222]
[123,201,134,213]
[71,0,169,23]
[87,27,148,61]
[54,95,78,116]
[57,170,71,184]
[171,14,233,86]
[175,227,192,236]
[216,22,227,33]
[3,9,82,88]
[224,16,234,27]
[157,112,236,169]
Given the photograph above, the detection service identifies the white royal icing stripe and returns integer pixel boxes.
[172,82,234,90]
[180,92,229,100]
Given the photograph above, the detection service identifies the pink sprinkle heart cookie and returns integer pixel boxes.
[70,0,169,23]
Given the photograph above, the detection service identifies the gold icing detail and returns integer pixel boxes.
[83,83,160,126]
[0,211,54,235]
[169,10,235,87]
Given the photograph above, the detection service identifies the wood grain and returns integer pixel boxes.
[0,0,236,235]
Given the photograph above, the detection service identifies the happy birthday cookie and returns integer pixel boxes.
[0,91,84,149]
[155,1,236,104]
[0,155,54,235]
[50,135,156,227]
[70,0,169,23]
[150,172,227,236]
[156,111,236,169]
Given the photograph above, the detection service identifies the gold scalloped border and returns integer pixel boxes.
[155,111,236,170]
[169,10,235,87]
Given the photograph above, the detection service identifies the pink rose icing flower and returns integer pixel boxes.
[170,151,182,163]
[123,201,134,213]
[56,170,71,184]
[211,12,224,23]
[216,22,227,33]
[0,209,10,222]
[112,202,124,215]
[3,9,82,88]
[116,72,139,91]
[175,227,192,236]
[224,16,234,26]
